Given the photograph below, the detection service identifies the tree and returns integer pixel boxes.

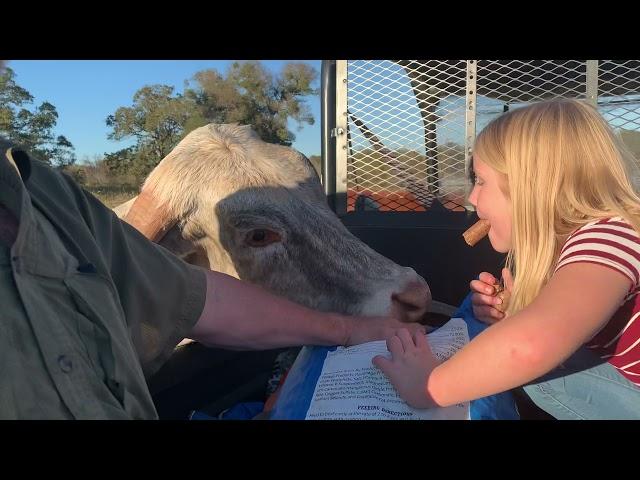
[186,61,318,146]
[0,67,76,167]
[105,61,319,179]
[106,84,201,178]
[103,146,137,175]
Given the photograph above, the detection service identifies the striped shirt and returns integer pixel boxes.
[555,217,640,387]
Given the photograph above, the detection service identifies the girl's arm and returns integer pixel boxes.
[375,262,631,408]
[430,262,630,405]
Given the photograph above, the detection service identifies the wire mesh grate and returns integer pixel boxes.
[342,60,640,212]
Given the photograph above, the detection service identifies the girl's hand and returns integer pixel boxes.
[372,328,440,409]
[469,268,513,325]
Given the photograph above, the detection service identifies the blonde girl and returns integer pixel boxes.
[374,99,640,419]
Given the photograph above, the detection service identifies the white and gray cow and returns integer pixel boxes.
[115,124,454,334]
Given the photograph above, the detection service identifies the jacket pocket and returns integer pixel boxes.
[64,272,133,407]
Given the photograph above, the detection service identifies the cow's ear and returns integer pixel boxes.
[122,189,178,243]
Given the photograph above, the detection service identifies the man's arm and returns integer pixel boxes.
[38,164,423,355]
[189,270,426,350]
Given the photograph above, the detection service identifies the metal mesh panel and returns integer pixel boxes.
[476,60,587,102]
[345,60,468,212]
[340,60,640,213]
[474,60,589,137]
[598,60,640,187]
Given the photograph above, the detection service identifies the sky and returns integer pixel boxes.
[6,60,639,165]
[6,60,322,162]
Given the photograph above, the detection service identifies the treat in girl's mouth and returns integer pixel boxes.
[463,219,491,246]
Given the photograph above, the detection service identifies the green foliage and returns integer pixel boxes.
[186,61,318,146]
[104,61,319,179]
[0,67,76,167]
[105,84,199,178]
[63,154,140,208]
[103,146,138,176]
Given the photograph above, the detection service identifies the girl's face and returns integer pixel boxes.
[468,155,513,253]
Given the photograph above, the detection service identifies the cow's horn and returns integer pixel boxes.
[122,189,177,242]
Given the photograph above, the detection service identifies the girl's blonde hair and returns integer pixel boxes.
[473,98,640,315]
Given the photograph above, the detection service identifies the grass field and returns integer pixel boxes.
[85,185,138,209]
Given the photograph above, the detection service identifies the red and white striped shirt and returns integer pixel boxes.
[555,217,640,387]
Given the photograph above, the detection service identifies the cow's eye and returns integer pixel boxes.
[246,229,281,247]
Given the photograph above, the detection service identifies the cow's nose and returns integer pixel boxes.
[391,278,432,323]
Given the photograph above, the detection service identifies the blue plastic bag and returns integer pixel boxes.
[271,292,519,420]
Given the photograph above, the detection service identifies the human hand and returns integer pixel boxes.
[469,268,513,325]
[343,315,427,347]
[372,328,440,409]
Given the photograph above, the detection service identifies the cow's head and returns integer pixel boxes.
[117,124,437,323]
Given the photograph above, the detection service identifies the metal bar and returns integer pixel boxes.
[334,60,349,216]
[586,60,599,107]
[465,60,478,209]
[424,98,440,195]
[321,60,336,211]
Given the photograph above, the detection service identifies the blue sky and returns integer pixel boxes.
[6,60,322,162]
[7,60,639,164]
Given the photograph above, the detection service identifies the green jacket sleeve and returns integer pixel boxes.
[27,157,207,376]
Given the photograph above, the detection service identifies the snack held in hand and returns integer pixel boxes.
[492,281,511,313]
